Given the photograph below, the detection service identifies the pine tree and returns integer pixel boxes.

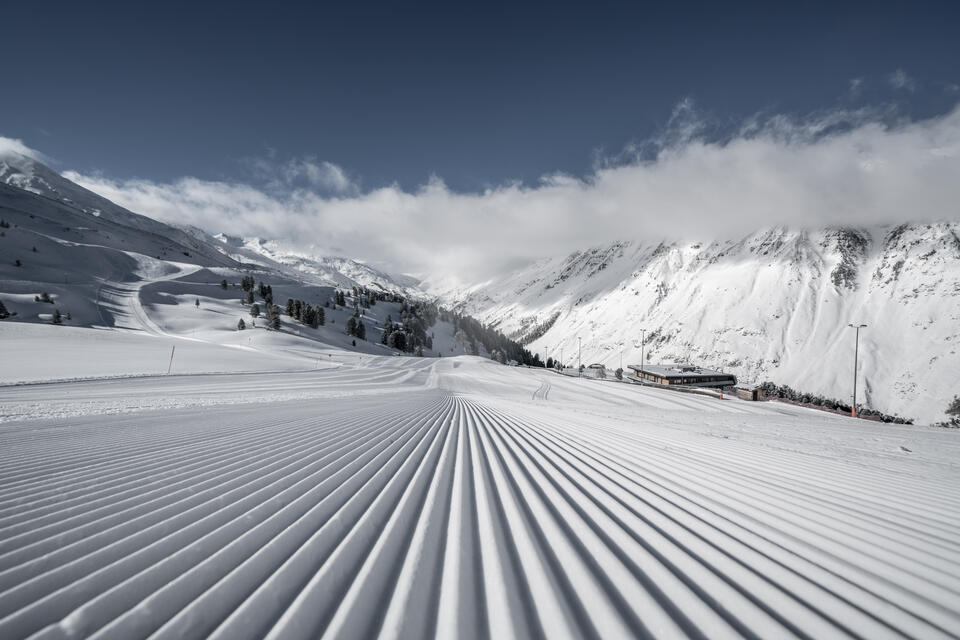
[381,327,390,345]
[352,339,356,347]
[195,298,200,308]
[237,318,246,330]
[52,309,62,324]
[948,396,960,418]
[317,307,325,326]
[0,300,10,319]
[267,304,282,330]
[246,290,255,303]
[345,316,357,336]
[250,303,260,318]
[546,357,554,369]
[220,279,228,289]
[356,320,366,340]
[286,299,295,316]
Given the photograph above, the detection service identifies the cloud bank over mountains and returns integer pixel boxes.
[7,101,960,283]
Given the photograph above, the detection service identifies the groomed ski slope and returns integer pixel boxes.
[1,357,959,639]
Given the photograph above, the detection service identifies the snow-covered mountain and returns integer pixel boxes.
[0,152,240,268]
[428,226,960,424]
[209,234,423,297]
[4,149,957,423]
[0,151,424,303]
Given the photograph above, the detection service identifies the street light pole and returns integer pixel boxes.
[578,337,582,377]
[848,323,867,417]
[640,328,646,376]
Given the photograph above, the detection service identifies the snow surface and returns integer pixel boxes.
[2,356,960,639]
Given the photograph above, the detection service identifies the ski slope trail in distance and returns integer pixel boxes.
[95,257,201,335]
[0,357,958,639]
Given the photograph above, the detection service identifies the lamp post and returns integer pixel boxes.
[578,337,582,377]
[633,329,646,382]
[848,323,867,417]
[641,328,646,373]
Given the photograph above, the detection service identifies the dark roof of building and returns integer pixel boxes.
[627,363,734,379]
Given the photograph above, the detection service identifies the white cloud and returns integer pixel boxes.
[296,160,352,192]
[0,136,49,162]
[63,103,960,284]
[888,69,916,91]
[848,77,863,99]
[242,154,355,194]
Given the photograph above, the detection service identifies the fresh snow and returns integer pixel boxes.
[1,358,959,639]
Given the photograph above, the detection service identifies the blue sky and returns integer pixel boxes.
[3,0,958,191]
[2,1,959,280]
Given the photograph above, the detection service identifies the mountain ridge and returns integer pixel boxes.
[426,224,960,424]
[3,149,957,423]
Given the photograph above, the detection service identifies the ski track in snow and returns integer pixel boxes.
[0,359,959,639]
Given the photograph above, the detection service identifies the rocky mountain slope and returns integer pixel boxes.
[428,225,960,424]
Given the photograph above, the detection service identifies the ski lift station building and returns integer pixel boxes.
[628,363,737,388]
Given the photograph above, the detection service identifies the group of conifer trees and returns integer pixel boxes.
[234,276,279,330]
[379,302,434,356]
[440,309,543,366]
[239,276,273,305]
[286,298,325,329]
[758,381,912,424]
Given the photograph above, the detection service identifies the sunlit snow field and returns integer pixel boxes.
[1,341,959,639]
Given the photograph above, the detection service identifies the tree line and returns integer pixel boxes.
[758,381,913,424]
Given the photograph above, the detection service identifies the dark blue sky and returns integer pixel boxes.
[4,0,958,191]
